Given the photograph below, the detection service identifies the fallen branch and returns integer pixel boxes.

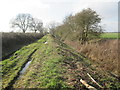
[87,73,103,88]
[80,79,97,90]
[109,72,119,80]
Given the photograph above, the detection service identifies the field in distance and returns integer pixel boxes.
[100,32,120,39]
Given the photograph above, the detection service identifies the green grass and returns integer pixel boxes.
[12,34,70,89]
[100,32,120,39]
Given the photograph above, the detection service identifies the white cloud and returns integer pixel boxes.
[72,1,118,32]
[0,0,50,32]
[0,0,118,32]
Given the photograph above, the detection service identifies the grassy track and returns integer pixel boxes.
[12,35,69,89]
[2,34,120,89]
[100,32,120,39]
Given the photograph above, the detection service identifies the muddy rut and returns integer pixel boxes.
[5,49,37,90]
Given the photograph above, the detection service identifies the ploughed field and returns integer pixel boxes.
[1,34,120,89]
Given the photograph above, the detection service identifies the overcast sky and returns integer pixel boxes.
[0,0,119,32]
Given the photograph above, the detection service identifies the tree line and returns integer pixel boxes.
[49,8,104,44]
[10,8,104,43]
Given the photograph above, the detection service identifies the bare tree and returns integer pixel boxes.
[47,21,60,36]
[11,13,33,33]
[30,18,43,33]
[37,23,43,34]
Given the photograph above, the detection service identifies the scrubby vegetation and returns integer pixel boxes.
[48,8,119,79]
[65,39,119,75]
[51,8,103,43]
[2,35,120,89]
[2,32,44,59]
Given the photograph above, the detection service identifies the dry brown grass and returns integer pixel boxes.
[65,39,119,75]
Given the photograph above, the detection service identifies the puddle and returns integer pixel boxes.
[44,41,48,44]
[18,60,32,79]
[5,49,37,89]
[20,61,32,75]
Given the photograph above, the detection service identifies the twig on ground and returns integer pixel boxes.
[80,79,97,90]
[87,73,103,88]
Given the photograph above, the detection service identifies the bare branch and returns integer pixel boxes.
[87,73,103,88]
[10,13,33,33]
[80,79,97,90]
